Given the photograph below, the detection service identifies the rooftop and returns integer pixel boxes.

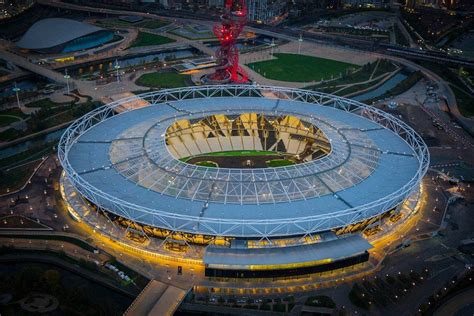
[16,18,107,50]
[60,86,428,238]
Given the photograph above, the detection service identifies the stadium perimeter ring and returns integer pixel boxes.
[59,85,429,277]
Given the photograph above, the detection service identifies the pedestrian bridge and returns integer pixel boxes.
[0,50,70,84]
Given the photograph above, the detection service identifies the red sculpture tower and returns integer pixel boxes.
[208,0,248,83]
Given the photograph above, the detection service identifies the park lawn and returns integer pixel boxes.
[135,72,190,88]
[0,115,21,128]
[266,159,295,167]
[128,32,175,48]
[247,53,358,82]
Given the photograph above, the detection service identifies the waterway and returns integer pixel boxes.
[0,80,38,98]
[71,47,200,77]
[0,128,65,160]
[352,72,408,101]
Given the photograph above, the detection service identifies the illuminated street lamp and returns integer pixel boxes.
[270,38,276,56]
[64,69,71,94]
[114,59,121,84]
[12,82,21,108]
[298,34,303,54]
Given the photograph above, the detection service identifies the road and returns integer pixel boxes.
[433,288,474,316]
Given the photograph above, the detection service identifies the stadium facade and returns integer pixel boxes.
[59,85,429,278]
[16,18,113,54]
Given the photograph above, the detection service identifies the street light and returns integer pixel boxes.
[270,38,276,56]
[298,34,303,54]
[64,69,71,94]
[114,59,121,84]
[12,82,21,108]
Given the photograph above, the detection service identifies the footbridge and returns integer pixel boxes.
[0,50,70,84]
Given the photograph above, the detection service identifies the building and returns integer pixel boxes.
[59,85,429,279]
[341,0,389,8]
[16,18,113,54]
[246,0,286,23]
[208,0,224,8]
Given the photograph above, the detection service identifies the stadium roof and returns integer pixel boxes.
[17,18,106,50]
[60,86,428,238]
[204,235,372,268]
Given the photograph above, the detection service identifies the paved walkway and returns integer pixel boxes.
[124,280,189,316]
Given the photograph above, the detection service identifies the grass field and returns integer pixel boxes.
[247,53,358,82]
[135,72,191,88]
[128,32,175,48]
[266,159,295,167]
[195,161,219,168]
[193,150,281,158]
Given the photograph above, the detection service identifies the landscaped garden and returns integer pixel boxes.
[247,53,359,82]
[0,101,102,142]
[0,108,27,128]
[307,59,399,96]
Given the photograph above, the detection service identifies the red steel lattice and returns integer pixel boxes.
[209,0,248,83]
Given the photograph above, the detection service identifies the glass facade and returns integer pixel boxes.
[62,31,113,53]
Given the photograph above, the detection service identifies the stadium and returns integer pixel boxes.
[58,85,429,278]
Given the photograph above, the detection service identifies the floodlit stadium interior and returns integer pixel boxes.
[166,113,331,168]
[59,85,429,279]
